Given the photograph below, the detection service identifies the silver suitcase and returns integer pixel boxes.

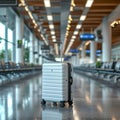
[41,63,73,107]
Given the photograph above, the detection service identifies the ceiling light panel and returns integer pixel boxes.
[47,15,53,21]
[52,36,56,39]
[80,15,86,21]
[49,24,54,29]
[52,39,56,42]
[44,0,51,7]
[74,31,79,35]
[51,31,55,35]
[76,24,82,29]
[85,0,94,7]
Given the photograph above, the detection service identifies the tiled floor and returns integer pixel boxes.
[0,73,120,120]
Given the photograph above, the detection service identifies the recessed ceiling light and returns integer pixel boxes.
[72,36,76,39]
[85,0,94,7]
[44,0,51,7]
[49,24,54,29]
[52,36,56,39]
[80,15,86,21]
[71,39,75,42]
[47,15,53,21]
[52,39,56,42]
[76,24,82,29]
[51,31,55,35]
[74,31,79,35]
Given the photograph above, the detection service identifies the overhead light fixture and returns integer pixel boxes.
[52,39,56,42]
[51,31,55,35]
[74,31,79,35]
[71,39,75,42]
[49,24,54,29]
[25,6,29,12]
[47,15,53,21]
[76,24,82,29]
[68,20,71,24]
[85,0,94,7]
[71,0,75,7]
[67,24,71,28]
[70,6,73,11]
[72,36,76,39]
[80,15,86,21]
[44,0,51,7]
[66,27,70,31]
[85,41,91,46]
[69,15,72,21]
[52,36,56,39]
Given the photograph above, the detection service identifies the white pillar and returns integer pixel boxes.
[16,16,24,63]
[102,17,112,62]
[34,39,38,64]
[29,32,34,63]
[90,41,96,63]
[80,44,86,64]
[39,43,42,65]
[81,45,86,59]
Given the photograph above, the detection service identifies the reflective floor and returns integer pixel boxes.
[0,73,120,120]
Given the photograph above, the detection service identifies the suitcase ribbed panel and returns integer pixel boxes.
[42,63,68,102]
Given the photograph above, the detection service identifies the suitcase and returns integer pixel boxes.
[41,62,73,107]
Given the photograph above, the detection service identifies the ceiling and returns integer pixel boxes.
[17,0,120,56]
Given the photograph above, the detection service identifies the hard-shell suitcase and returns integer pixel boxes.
[41,62,73,107]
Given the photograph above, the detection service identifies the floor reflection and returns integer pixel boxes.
[0,73,120,120]
[0,75,42,120]
[41,106,73,120]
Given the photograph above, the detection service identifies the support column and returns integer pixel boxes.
[5,21,8,62]
[39,42,42,65]
[34,39,38,64]
[81,45,86,59]
[90,41,96,63]
[29,32,34,63]
[80,44,86,64]
[102,17,112,62]
[16,16,24,63]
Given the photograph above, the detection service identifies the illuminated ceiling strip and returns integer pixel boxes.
[76,24,82,29]
[44,0,51,7]
[20,0,48,45]
[47,15,53,21]
[44,0,58,55]
[80,15,86,21]
[85,0,94,7]
[65,0,94,55]
[111,20,120,27]
[49,24,54,29]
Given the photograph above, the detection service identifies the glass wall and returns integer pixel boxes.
[0,8,15,62]
[0,22,5,61]
[8,28,14,61]
[23,26,30,63]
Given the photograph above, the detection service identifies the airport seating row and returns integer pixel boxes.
[74,61,120,86]
[0,61,42,86]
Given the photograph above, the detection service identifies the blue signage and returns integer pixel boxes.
[80,33,96,40]
[69,49,79,53]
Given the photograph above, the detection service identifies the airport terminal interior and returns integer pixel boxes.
[0,0,120,120]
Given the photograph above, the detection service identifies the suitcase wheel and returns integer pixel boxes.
[68,100,73,106]
[41,99,46,105]
[60,101,65,107]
